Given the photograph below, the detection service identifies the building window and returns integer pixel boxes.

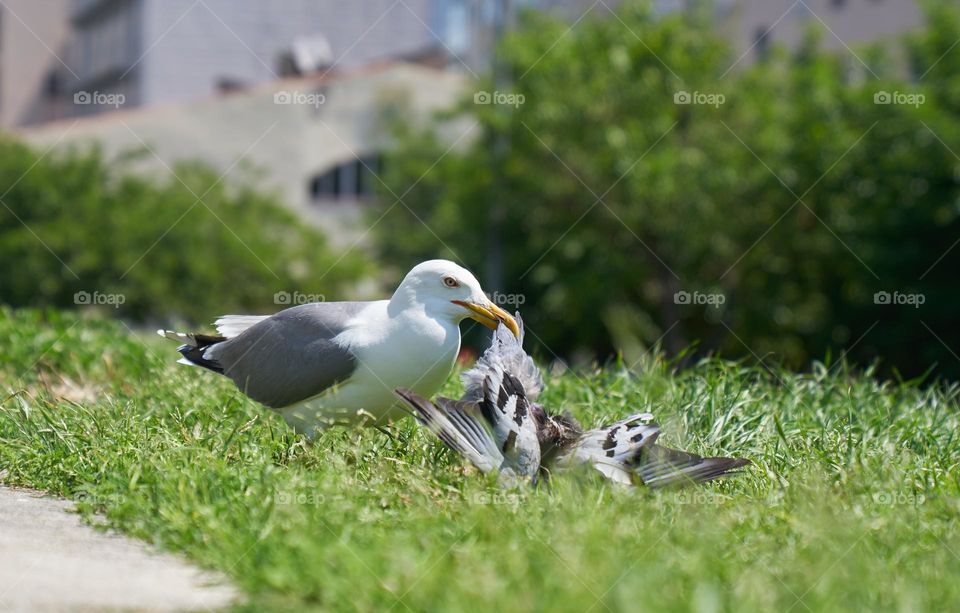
[309,154,382,202]
[434,0,471,56]
[70,0,138,84]
[44,70,64,98]
[754,25,770,60]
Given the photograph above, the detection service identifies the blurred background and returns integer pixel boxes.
[0,0,956,379]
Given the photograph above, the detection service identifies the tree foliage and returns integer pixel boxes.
[0,141,365,324]
[374,1,960,378]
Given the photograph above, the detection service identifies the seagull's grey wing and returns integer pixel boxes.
[462,313,544,403]
[204,302,367,408]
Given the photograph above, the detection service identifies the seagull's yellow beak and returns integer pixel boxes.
[451,299,520,337]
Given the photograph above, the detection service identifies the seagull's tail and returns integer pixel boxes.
[633,445,751,488]
[395,389,503,474]
[157,329,226,374]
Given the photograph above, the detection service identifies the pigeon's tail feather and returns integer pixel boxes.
[395,389,502,474]
[157,329,226,374]
[634,445,751,488]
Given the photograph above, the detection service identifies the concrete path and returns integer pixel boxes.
[0,485,237,612]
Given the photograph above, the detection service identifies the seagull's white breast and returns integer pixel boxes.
[279,300,461,432]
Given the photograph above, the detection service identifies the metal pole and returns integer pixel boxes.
[486,0,513,292]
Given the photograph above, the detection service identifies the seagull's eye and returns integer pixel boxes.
[442,276,460,288]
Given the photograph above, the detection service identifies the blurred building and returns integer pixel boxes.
[0,0,928,242]
[2,0,469,127]
[17,62,467,243]
[718,0,924,63]
[0,1,927,129]
[0,0,73,127]
[0,0,605,128]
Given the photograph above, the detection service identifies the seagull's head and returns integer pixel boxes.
[393,259,520,337]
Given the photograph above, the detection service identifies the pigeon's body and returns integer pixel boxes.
[481,372,542,481]
[397,315,750,488]
[461,318,544,404]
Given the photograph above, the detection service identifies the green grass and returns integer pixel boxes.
[1,307,959,611]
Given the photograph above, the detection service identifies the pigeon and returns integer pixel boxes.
[396,314,750,488]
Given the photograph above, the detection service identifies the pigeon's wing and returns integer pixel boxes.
[634,445,751,488]
[558,412,660,485]
[559,411,751,487]
[462,314,544,403]
[572,412,659,462]
[395,389,503,474]
[437,398,505,464]
[479,371,536,451]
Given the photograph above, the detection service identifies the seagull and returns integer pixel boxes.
[397,315,750,488]
[159,260,519,436]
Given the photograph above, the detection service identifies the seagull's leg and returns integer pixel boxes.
[278,404,342,440]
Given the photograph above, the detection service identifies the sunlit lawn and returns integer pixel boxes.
[1,307,958,611]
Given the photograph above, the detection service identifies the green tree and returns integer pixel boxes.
[0,140,366,323]
[374,1,960,378]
